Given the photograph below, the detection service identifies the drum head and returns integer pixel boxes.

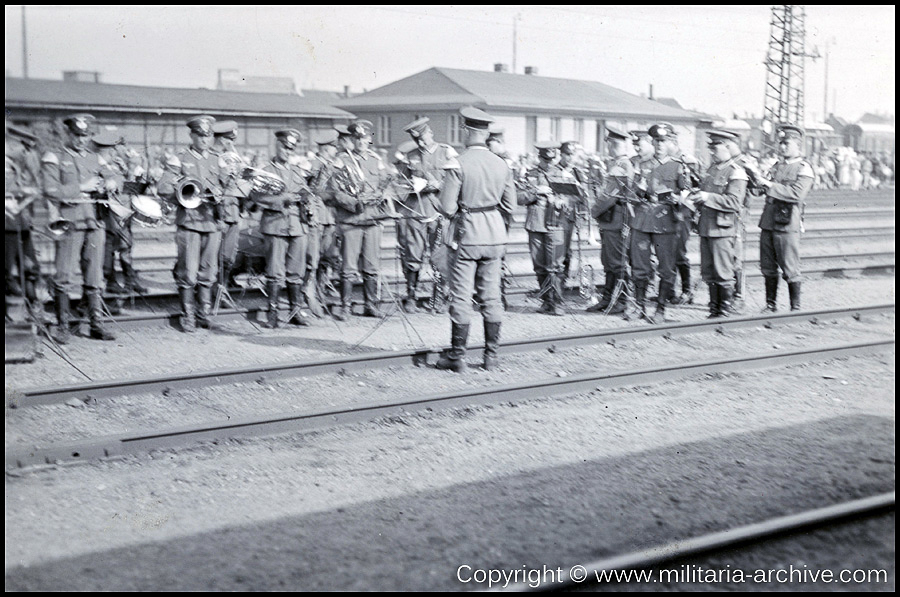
[131,194,163,226]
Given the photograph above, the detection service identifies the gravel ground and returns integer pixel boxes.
[4,269,895,590]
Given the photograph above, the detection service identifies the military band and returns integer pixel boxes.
[7,110,826,373]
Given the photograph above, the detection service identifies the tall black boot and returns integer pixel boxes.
[266,282,281,328]
[332,277,353,321]
[788,281,801,312]
[546,274,565,316]
[403,270,419,313]
[718,285,734,317]
[707,284,720,318]
[87,292,116,341]
[123,263,147,294]
[483,320,501,371]
[179,287,196,333]
[605,274,627,315]
[586,275,613,312]
[651,280,672,324]
[54,290,72,344]
[196,285,213,329]
[287,283,311,326]
[362,274,385,318]
[627,280,649,321]
[435,322,469,373]
[763,277,779,312]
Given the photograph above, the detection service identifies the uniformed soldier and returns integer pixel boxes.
[587,125,635,315]
[210,120,249,290]
[688,130,749,318]
[749,124,814,311]
[326,120,390,321]
[660,126,698,305]
[435,107,515,372]
[41,114,118,342]
[556,141,586,285]
[518,140,568,316]
[486,125,515,311]
[630,123,691,323]
[398,117,457,313]
[91,131,131,298]
[305,128,341,317]
[156,115,224,332]
[5,124,42,320]
[630,129,656,174]
[250,129,313,328]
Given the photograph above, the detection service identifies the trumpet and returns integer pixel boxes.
[175,177,220,209]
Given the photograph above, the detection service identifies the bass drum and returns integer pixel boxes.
[131,194,164,227]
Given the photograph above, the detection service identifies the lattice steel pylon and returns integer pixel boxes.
[761,6,819,152]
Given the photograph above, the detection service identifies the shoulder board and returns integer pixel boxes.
[442,157,461,170]
[728,165,749,181]
[798,161,814,178]
[41,151,59,165]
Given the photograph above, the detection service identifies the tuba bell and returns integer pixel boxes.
[241,167,286,196]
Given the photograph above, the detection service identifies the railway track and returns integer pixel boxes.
[7,304,893,467]
[501,492,895,591]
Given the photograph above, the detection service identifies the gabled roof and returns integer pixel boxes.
[5,77,353,119]
[339,67,702,121]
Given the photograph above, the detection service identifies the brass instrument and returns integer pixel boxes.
[175,177,221,209]
[333,155,398,219]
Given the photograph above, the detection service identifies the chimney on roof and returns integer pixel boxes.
[648,84,654,100]
[494,63,509,73]
[524,66,538,75]
[343,85,350,98]
[63,70,101,83]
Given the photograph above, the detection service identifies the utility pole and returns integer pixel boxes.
[21,6,28,79]
[761,6,819,152]
[823,37,835,119]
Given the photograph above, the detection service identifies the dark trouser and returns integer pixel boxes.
[174,228,221,290]
[448,244,505,326]
[759,229,801,282]
[103,223,135,283]
[264,234,309,286]
[54,227,106,295]
[304,226,322,286]
[219,220,241,279]
[600,228,627,283]
[5,229,40,286]
[700,235,735,289]
[317,224,341,276]
[397,217,430,274]
[631,230,676,307]
[340,223,381,279]
[527,229,566,286]
[560,216,576,280]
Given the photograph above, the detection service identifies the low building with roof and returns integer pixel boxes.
[5,76,354,157]
[337,67,710,158]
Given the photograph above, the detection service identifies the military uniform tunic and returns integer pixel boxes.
[438,143,515,326]
[696,157,748,285]
[593,156,635,283]
[5,152,41,294]
[41,146,108,295]
[757,157,813,283]
[308,155,340,280]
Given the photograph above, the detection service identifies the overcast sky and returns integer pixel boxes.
[5,5,895,123]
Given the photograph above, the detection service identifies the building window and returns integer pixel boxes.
[377,116,391,146]
[551,117,561,141]
[448,114,464,145]
[574,119,584,144]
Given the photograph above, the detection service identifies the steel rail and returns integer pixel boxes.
[501,492,895,592]
[5,339,893,468]
[11,304,894,408]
